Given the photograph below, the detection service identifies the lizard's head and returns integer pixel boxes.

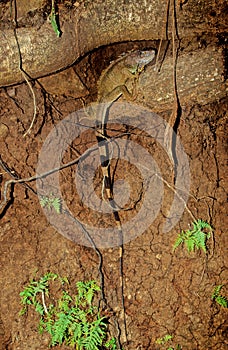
[126,49,156,74]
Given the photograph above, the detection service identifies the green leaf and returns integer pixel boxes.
[50,7,61,37]
[58,290,72,312]
[212,285,223,299]
[212,285,228,308]
[81,318,107,350]
[105,337,118,349]
[20,276,110,348]
[38,318,45,334]
[67,321,83,346]
[51,197,61,213]
[194,230,207,252]
[163,334,173,342]
[173,220,212,253]
[40,195,61,213]
[186,236,195,252]
[35,302,45,315]
[215,295,228,308]
[155,334,173,344]
[51,312,71,346]
[173,234,184,251]
[45,313,54,336]
[40,196,48,207]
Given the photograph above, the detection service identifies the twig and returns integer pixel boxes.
[154,0,170,72]
[22,72,37,137]
[154,172,196,222]
[164,0,181,179]
[0,155,37,195]
[41,291,48,314]
[0,147,97,212]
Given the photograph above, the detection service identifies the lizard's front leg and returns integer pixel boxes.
[102,82,138,104]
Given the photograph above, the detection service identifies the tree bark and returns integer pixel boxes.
[0,0,227,108]
[0,0,226,86]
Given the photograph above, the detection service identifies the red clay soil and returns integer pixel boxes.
[0,77,227,350]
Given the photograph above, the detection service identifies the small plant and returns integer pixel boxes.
[212,285,228,308]
[173,219,212,253]
[40,194,62,213]
[105,337,119,349]
[156,334,173,345]
[49,0,61,37]
[155,334,181,350]
[20,273,117,349]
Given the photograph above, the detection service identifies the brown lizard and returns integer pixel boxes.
[95,49,156,346]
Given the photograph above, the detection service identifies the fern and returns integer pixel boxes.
[20,274,117,348]
[67,321,83,346]
[156,334,173,345]
[81,318,107,350]
[50,312,72,346]
[19,272,57,315]
[215,295,228,308]
[212,285,228,308]
[76,280,100,304]
[40,194,61,214]
[212,284,223,298]
[155,334,182,350]
[58,290,72,312]
[105,337,118,349]
[173,219,212,253]
[76,280,100,313]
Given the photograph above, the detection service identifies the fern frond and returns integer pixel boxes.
[194,230,207,252]
[20,277,111,348]
[194,219,212,232]
[50,312,71,346]
[215,295,228,308]
[44,313,55,337]
[212,285,223,299]
[82,318,107,350]
[105,337,118,349]
[186,236,195,252]
[58,291,72,312]
[67,321,83,346]
[51,197,61,213]
[35,302,45,316]
[38,317,45,334]
[163,334,173,342]
[76,280,100,308]
[155,334,172,345]
[173,233,184,251]
[212,285,228,308]
[40,195,61,213]
[71,306,87,323]
[40,196,48,207]
[173,219,212,253]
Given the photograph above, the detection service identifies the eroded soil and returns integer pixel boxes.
[0,1,227,348]
[0,72,227,350]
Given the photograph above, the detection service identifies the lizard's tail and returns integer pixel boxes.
[95,111,128,346]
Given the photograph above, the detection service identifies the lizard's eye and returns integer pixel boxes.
[140,52,150,59]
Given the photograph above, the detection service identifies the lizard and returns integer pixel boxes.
[95,48,156,346]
